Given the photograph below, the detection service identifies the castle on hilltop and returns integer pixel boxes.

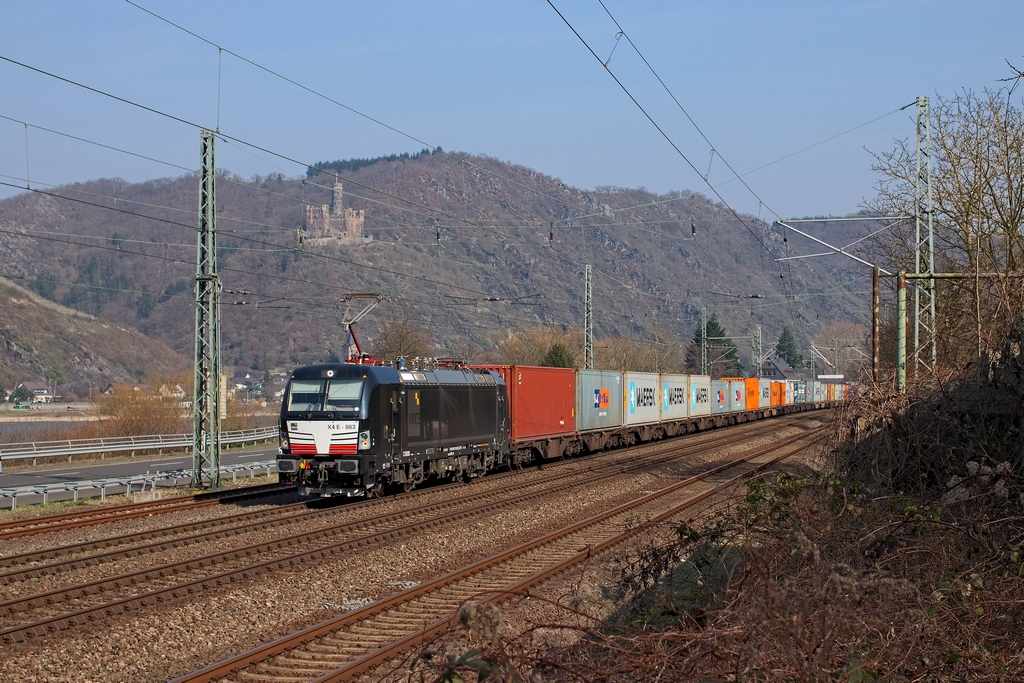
[304,181,368,243]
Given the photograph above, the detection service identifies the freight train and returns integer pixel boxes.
[276,360,847,499]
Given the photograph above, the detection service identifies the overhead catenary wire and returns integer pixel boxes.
[543,1,784,266]
[0,66,550,259]
[0,112,458,234]
[545,0,812,343]
[0,270,547,334]
[0,168,864,347]
[0,86,903,261]
[0,180,494,298]
[596,0,783,223]
[547,1,889,333]
[0,167,559,306]
[124,1,595,221]
[0,108,544,260]
[0,42,870,343]
[593,1,810,320]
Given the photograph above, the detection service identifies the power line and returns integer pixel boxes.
[544,2,784,266]
[0,47,870,340]
[0,181,491,298]
[0,113,193,173]
[595,0,809,315]
[125,1,596,221]
[0,112,451,233]
[596,0,782,221]
[544,2,836,332]
[0,54,566,252]
[0,59,877,291]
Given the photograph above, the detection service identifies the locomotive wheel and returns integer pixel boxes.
[402,481,416,493]
[366,481,384,498]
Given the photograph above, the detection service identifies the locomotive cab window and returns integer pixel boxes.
[326,379,363,411]
[287,380,325,411]
[286,379,364,412]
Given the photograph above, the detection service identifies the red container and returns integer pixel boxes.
[472,365,575,441]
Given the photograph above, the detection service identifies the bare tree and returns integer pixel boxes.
[865,88,1024,368]
[370,312,432,361]
[600,332,684,373]
[496,328,583,366]
[814,320,869,380]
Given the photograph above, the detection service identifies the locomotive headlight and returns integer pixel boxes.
[280,437,289,449]
[358,430,371,450]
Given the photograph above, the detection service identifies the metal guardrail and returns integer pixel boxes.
[0,426,279,466]
[0,460,279,510]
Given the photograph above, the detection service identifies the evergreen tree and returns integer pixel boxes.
[10,385,34,404]
[684,314,743,377]
[775,327,803,368]
[540,342,576,368]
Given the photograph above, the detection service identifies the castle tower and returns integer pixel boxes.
[330,181,344,217]
[344,208,364,238]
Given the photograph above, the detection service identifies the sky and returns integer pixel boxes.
[0,1,1021,222]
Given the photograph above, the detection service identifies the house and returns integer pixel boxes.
[231,372,251,392]
[17,381,53,403]
[158,384,187,400]
[759,356,811,381]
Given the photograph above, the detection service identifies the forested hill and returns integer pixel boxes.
[0,276,187,394]
[0,150,866,380]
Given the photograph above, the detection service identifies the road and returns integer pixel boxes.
[0,443,280,509]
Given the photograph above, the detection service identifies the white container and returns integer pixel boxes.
[660,373,689,421]
[689,375,712,417]
[758,379,772,408]
[623,372,660,426]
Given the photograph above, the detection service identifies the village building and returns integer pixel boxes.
[16,381,54,403]
[760,355,811,381]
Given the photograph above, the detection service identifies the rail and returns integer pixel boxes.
[0,426,279,466]
[0,459,279,510]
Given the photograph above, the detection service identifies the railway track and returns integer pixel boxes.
[0,482,292,541]
[0,415,815,578]
[174,427,824,682]
[0,416,822,643]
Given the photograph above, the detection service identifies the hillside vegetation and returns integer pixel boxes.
[0,276,187,395]
[0,151,866,379]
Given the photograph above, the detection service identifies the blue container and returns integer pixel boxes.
[576,370,623,432]
[711,380,730,414]
[729,381,745,412]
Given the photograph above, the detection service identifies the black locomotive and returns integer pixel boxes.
[277,361,510,497]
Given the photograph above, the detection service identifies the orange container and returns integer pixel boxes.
[743,378,759,410]
[770,381,783,407]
